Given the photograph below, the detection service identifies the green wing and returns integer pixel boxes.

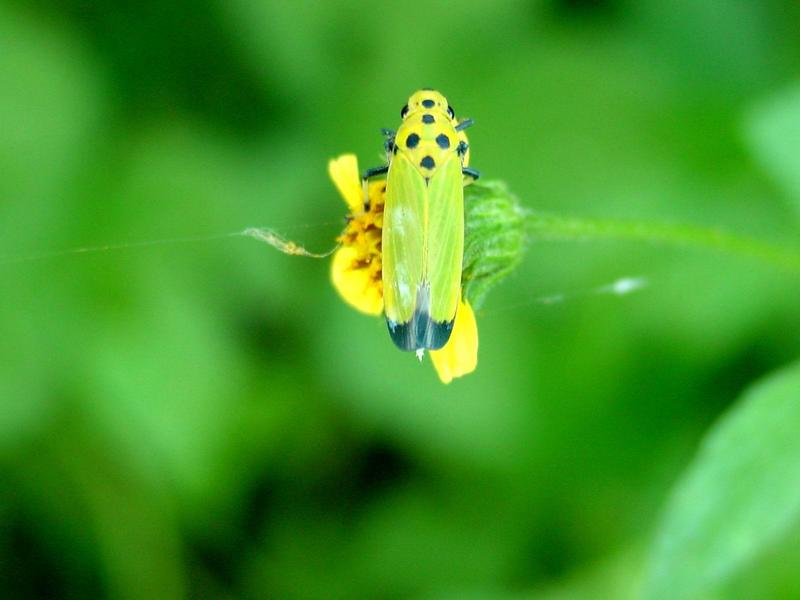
[426,152,464,323]
[383,151,425,327]
[383,152,463,351]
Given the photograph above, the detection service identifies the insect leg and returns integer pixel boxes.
[455,118,474,132]
[363,165,389,180]
[462,167,481,183]
[381,129,397,157]
[362,165,389,209]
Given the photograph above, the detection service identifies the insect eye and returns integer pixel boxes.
[400,104,409,119]
[447,106,455,119]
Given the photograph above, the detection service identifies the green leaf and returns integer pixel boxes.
[644,360,800,600]
[462,181,527,309]
[746,82,800,218]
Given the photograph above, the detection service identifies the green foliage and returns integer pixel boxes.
[527,210,800,272]
[2,1,800,599]
[462,181,527,309]
[645,361,800,600]
[747,83,800,217]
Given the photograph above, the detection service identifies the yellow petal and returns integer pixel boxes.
[328,154,362,213]
[331,245,383,316]
[430,299,479,384]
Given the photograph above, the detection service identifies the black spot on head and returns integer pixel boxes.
[447,106,455,119]
[422,99,435,108]
[436,134,450,149]
[406,133,420,149]
[422,114,435,124]
[420,156,435,169]
[400,104,409,118]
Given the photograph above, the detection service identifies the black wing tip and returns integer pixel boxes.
[387,314,455,352]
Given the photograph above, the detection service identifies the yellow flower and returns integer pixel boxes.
[328,154,478,383]
[329,155,384,316]
[429,298,478,384]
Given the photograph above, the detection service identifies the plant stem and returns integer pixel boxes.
[527,211,800,273]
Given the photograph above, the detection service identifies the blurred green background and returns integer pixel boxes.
[3,1,800,598]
